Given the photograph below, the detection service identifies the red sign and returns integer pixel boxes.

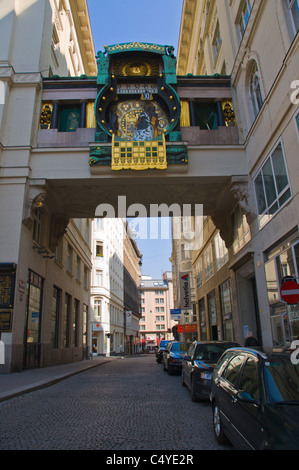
[176,324,197,333]
[280,280,299,304]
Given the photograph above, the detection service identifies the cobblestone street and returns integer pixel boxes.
[0,355,229,451]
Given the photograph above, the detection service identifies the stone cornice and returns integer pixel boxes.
[69,0,96,76]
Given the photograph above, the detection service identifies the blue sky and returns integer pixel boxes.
[87,0,183,54]
[86,0,183,279]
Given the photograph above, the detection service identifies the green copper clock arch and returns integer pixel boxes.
[93,42,182,141]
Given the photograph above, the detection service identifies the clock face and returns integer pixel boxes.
[114,99,169,140]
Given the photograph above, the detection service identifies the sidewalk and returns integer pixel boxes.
[0,356,115,402]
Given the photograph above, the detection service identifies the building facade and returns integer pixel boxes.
[0,0,96,372]
[123,223,142,355]
[139,273,175,351]
[176,0,299,349]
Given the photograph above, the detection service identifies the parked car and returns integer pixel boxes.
[162,341,190,375]
[210,347,299,450]
[156,340,172,363]
[181,341,239,401]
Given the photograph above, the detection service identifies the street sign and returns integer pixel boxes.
[280,280,299,304]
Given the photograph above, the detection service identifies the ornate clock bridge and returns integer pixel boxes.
[32,42,247,248]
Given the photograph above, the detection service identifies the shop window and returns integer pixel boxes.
[198,298,207,340]
[73,299,80,347]
[220,279,234,341]
[207,290,218,340]
[63,293,71,348]
[254,141,291,228]
[265,239,299,347]
[83,304,88,349]
[24,270,44,368]
[51,286,61,348]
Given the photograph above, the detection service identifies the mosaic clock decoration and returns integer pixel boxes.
[89,42,188,170]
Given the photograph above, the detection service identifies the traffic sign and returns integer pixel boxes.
[280,280,299,304]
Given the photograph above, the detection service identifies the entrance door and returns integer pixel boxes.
[24,270,43,369]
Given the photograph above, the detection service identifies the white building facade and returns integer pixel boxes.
[90,218,125,356]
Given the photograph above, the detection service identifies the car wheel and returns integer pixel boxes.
[181,370,186,387]
[213,404,229,445]
[167,363,173,375]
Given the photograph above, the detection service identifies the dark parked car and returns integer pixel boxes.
[210,347,299,450]
[156,340,172,363]
[181,341,239,401]
[162,341,190,375]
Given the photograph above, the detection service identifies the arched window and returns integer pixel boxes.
[249,61,263,119]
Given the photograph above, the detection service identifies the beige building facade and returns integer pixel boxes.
[176,0,299,349]
[139,272,175,351]
[0,0,96,372]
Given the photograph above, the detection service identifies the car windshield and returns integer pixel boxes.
[171,342,189,352]
[195,343,237,363]
[264,357,299,404]
[159,341,170,348]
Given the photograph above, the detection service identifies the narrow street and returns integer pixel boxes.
[0,355,229,451]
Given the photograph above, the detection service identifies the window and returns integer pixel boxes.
[212,22,222,62]
[96,242,103,257]
[75,255,81,281]
[254,141,291,227]
[63,293,71,348]
[55,238,63,264]
[231,204,251,254]
[249,61,263,119]
[220,279,234,341]
[239,357,260,400]
[204,244,214,281]
[198,298,207,341]
[223,355,244,387]
[73,299,79,347]
[207,290,217,339]
[94,299,102,319]
[67,244,73,273]
[83,304,88,348]
[95,269,103,287]
[195,257,203,289]
[58,105,81,132]
[285,0,299,39]
[237,0,252,40]
[84,265,89,289]
[51,286,61,348]
[214,232,228,270]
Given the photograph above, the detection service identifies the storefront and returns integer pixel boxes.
[264,232,299,348]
